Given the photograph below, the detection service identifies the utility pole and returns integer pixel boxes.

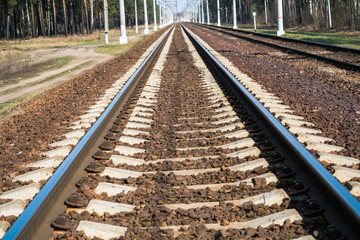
[135,0,138,33]
[277,0,285,36]
[119,0,127,44]
[233,0,237,29]
[103,0,109,44]
[253,12,256,31]
[217,0,221,26]
[326,0,332,28]
[264,0,268,25]
[144,0,149,34]
[206,0,210,24]
[153,0,157,30]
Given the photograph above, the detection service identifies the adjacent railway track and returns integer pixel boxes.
[198,24,360,72]
[1,24,360,239]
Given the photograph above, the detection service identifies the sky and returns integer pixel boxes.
[159,0,191,14]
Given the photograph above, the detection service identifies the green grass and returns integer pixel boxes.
[0,56,74,87]
[282,31,360,49]
[220,24,360,49]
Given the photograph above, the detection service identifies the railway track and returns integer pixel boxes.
[197,24,360,72]
[1,24,360,239]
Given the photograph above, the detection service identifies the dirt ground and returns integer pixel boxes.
[0,34,142,104]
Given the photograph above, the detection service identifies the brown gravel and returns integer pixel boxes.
[204,25,360,66]
[185,24,360,159]
[121,221,309,240]
[49,25,324,240]
[65,200,289,227]
[0,27,170,186]
[54,221,311,239]
[75,170,276,205]
[112,155,258,172]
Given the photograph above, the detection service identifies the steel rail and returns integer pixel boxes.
[3,25,174,240]
[204,24,360,54]
[197,24,360,72]
[182,24,360,238]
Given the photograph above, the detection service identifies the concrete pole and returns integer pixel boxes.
[153,0,157,30]
[119,0,127,44]
[217,0,221,26]
[277,0,285,36]
[103,0,109,44]
[253,12,256,31]
[233,0,237,29]
[135,0,138,33]
[206,0,210,24]
[144,0,149,34]
[264,0,268,25]
[326,0,332,28]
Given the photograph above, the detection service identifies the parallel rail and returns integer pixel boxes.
[2,26,174,240]
[182,24,360,238]
[3,23,360,239]
[197,24,360,72]
[208,24,360,54]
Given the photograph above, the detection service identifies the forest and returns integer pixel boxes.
[0,0,159,40]
[205,0,359,30]
[0,0,359,40]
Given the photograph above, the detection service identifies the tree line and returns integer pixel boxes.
[205,0,359,30]
[0,0,158,40]
[1,0,359,40]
